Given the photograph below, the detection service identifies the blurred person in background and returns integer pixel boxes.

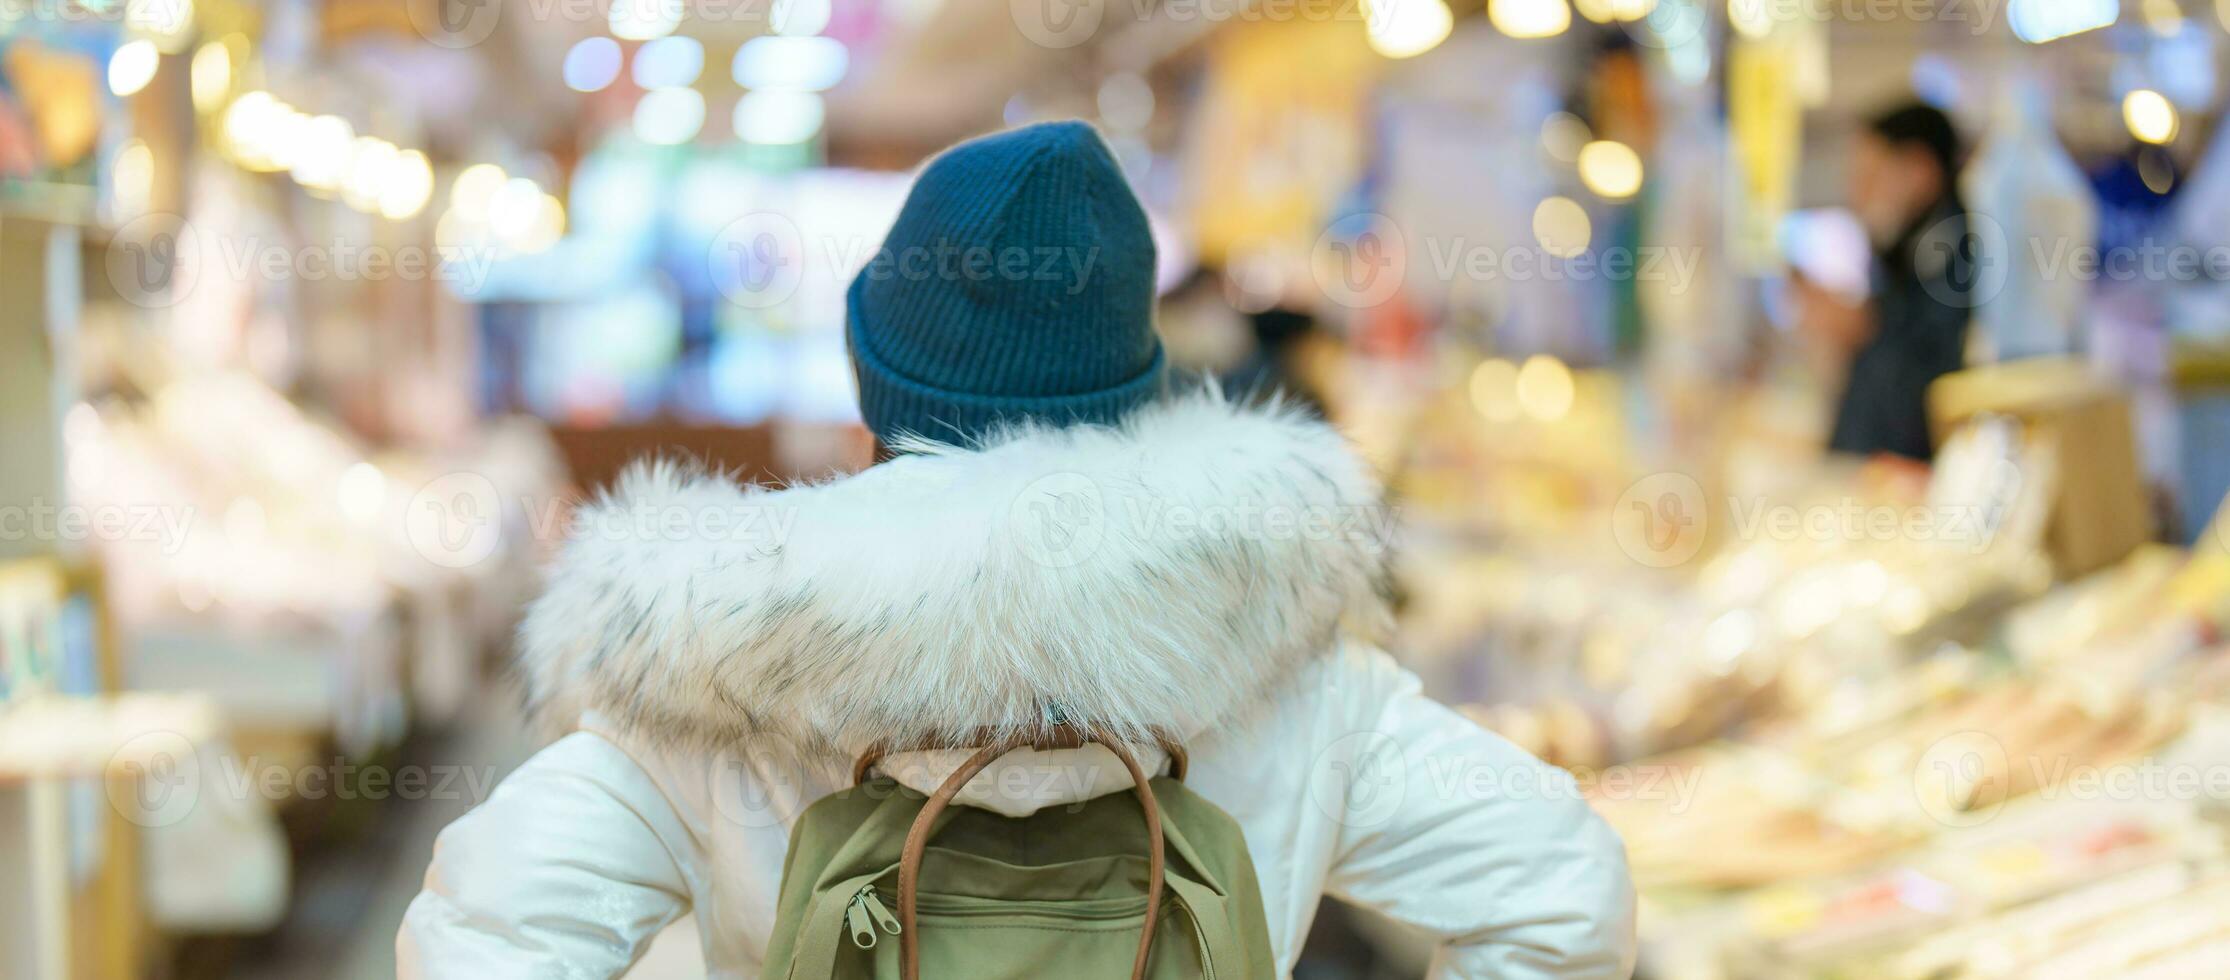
[398,121,1635,978]
[1807,101,1975,462]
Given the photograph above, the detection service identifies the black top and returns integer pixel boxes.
[1828,200,1975,461]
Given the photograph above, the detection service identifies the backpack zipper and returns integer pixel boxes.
[846,886,902,948]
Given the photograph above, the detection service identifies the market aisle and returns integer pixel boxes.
[229,698,707,980]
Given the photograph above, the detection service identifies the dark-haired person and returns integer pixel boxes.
[1819,102,1976,461]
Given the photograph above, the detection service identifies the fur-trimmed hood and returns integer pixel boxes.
[517,392,1392,757]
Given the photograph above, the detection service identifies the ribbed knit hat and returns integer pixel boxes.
[847,120,1165,444]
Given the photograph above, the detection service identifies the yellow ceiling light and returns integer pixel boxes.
[1365,0,1455,58]
[1514,354,1575,421]
[450,163,509,223]
[190,42,232,112]
[125,0,194,49]
[379,150,435,221]
[1577,0,1655,19]
[608,0,681,40]
[1532,196,1591,258]
[108,40,160,97]
[1469,358,1522,422]
[1577,140,1644,199]
[342,136,399,212]
[1491,0,1572,38]
[290,114,356,191]
[2123,88,2178,144]
[1729,0,1777,37]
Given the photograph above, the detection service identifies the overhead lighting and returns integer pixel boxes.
[2123,88,2178,144]
[2008,0,2119,42]
[733,90,825,145]
[450,163,510,222]
[563,36,623,92]
[633,35,704,89]
[1532,196,1591,258]
[1491,0,1572,38]
[1469,358,1522,422]
[609,0,682,41]
[1577,140,1644,199]
[1729,0,1777,37]
[731,35,849,91]
[771,0,833,35]
[290,115,357,192]
[1515,355,1575,421]
[633,87,706,145]
[380,150,435,221]
[489,177,546,240]
[111,138,154,217]
[1365,0,1455,57]
[1541,112,1592,163]
[517,194,567,254]
[108,40,160,97]
[125,0,193,49]
[222,91,286,170]
[190,41,231,111]
[1577,0,1655,19]
[343,136,400,212]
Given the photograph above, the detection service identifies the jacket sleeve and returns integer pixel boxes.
[1321,652,1638,979]
[398,732,694,980]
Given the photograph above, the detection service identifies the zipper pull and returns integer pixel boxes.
[846,893,878,948]
[859,888,902,936]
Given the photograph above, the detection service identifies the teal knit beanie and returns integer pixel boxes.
[847,120,1166,445]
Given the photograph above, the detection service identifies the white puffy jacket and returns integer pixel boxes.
[398,395,1636,978]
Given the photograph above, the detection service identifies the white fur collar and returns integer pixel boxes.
[517,392,1391,756]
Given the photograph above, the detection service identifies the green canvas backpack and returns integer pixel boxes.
[762,728,1276,979]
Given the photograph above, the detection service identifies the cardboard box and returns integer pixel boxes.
[1929,358,2154,577]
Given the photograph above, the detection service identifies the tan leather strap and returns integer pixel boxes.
[896,734,1166,980]
[853,727,1188,786]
